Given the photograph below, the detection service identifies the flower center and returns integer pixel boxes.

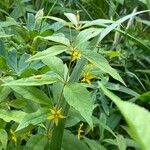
[71,50,81,61]
[54,113,59,118]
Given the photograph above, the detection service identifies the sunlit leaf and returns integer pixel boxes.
[28,45,69,61]
[82,51,125,85]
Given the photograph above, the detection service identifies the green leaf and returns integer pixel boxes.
[9,99,27,109]
[81,19,113,29]
[138,0,146,4]
[116,135,126,150]
[65,108,83,128]
[0,77,12,102]
[42,56,64,78]
[98,10,150,42]
[139,91,150,102]
[0,85,11,102]
[103,135,126,150]
[83,138,107,150]
[18,53,30,75]
[115,0,124,4]
[99,82,150,150]
[64,13,78,27]
[81,51,125,85]
[10,86,52,106]
[0,17,17,28]
[75,28,101,46]
[43,16,67,24]
[0,129,8,150]
[2,73,59,86]
[62,130,90,150]
[0,109,26,123]
[117,29,150,51]
[16,108,49,131]
[28,45,69,61]
[64,83,93,127]
[43,34,70,46]
[24,134,47,150]
[106,82,139,97]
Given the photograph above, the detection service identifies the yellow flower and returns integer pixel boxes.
[10,129,17,145]
[48,108,65,126]
[77,123,84,140]
[81,71,95,84]
[71,50,81,61]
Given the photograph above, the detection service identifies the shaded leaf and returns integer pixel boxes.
[62,130,90,150]
[17,108,49,131]
[64,83,93,127]
[98,10,150,42]
[0,129,8,150]
[11,86,52,106]
[24,134,47,150]
[99,82,150,150]
[0,109,26,123]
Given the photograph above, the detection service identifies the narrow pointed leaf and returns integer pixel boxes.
[43,35,70,46]
[64,13,78,27]
[98,10,150,42]
[11,86,52,106]
[2,73,59,86]
[0,129,8,150]
[82,51,125,85]
[0,109,26,123]
[24,134,48,150]
[99,82,150,150]
[28,45,69,61]
[16,108,49,131]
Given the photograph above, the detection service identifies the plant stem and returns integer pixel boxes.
[49,58,87,150]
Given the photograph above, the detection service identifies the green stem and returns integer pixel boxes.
[39,0,58,32]
[49,58,87,150]
[56,57,73,108]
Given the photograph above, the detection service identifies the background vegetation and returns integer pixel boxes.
[0,0,150,150]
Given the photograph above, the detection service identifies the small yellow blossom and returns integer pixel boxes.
[81,71,95,84]
[10,129,17,145]
[77,123,84,140]
[48,108,65,126]
[71,50,81,61]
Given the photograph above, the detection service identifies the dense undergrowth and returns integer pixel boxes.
[0,0,150,150]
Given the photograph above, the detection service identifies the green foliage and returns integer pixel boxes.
[0,0,149,149]
[64,83,93,127]
[99,82,150,150]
